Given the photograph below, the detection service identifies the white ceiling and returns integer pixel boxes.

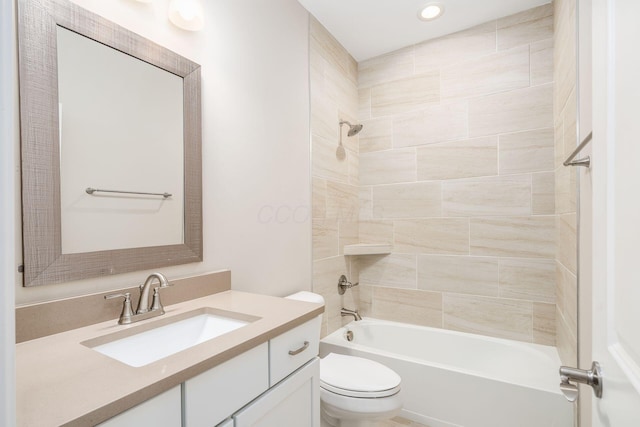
[297,0,551,62]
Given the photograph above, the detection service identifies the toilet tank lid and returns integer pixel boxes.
[285,291,325,304]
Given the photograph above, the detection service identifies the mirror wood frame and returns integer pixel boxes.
[17,0,203,287]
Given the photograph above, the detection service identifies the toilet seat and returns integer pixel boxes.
[320,353,401,398]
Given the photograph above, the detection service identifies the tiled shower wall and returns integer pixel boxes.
[554,0,578,366]
[310,4,571,346]
[355,4,557,344]
[310,18,360,337]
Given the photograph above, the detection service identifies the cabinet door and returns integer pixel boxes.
[184,343,269,427]
[98,386,181,427]
[234,358,319,427]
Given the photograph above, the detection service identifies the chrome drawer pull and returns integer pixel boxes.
[288,341,309,356]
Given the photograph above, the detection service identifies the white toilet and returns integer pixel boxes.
[286,292,403,427]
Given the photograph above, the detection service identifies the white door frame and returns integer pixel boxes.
[0,0,17,425]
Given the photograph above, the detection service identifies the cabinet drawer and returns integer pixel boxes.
[184,343,269,427]
[269,317,320,385]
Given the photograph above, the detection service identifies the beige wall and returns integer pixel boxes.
[352,4,556,344]
[14,0,312,304]
[310,18,360,337]
[310,4,562,344]
[554,0,579,367]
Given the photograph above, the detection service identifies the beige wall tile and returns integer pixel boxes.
[370,72,440,117]
[469,84,553,138]
[348,146,359,186]
[373,287,443,327]
[499,128,555,174]
[393,102,468,148]
[532,171,556,215]
[557,261,577,338]
[533,302,556,345]
[556,307,577,365]
[557,213,577,274]
[414,21,497,73]
[359,187,373,220]
[497,3,554,50]
[442,175,531,217]
[360,148,417,185]
[373,182,442,219]
[444,294,533,341]
[554,119,565,169]
[418,255,500,297]
[555,161,577,214]
[499,258,555,303]
[358,88,371,121]
[562,88,578,160]
[359,117,393,153]
[358,46,414,89]
[312,135,349,183]
[339,221,359,255]
[470,216,555,258]
[359,254,417,288]
[313,255,351,336]
[326,181,359,221]
[312,177,326,219]
[554,0,576,117]
[359,220,394,244]
[531,38,554,86]
[417,136,498,181]
[395,218,469,255]
[327,69,359,121]
[310,17,353,83]
[311,90,338,141]
[441,46,530,101]
[313,219,339,260]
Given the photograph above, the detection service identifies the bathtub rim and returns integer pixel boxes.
[321,317,564,396]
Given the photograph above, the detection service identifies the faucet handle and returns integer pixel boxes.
[104,292,134,325]
[150,287,166,314]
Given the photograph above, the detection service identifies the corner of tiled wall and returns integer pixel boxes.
[309,17,361,337]
[553,0,579,367]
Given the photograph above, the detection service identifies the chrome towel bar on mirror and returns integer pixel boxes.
[563,132,592,168]
[86,187,172,198]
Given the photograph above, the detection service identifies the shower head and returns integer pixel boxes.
[340,120,364,137]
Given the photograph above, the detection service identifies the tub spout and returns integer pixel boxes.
[341,307,362,321]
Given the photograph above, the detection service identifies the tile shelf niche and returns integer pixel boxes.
[343,244,392,256]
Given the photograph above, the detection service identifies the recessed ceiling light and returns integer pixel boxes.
[418,3,444,21]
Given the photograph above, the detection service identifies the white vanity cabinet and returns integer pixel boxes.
[101,317,321,427]
[98,385,182,427]
[183,317,320,427]
[233,358,320,427]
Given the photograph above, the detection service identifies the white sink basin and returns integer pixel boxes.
[86,310,255,367]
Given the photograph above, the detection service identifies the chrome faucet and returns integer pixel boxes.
[341,308,362,321]
[137,272,170,314]
[105,272,172,325]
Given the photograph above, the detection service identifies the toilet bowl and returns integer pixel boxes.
[285,292,403,427]
[319,353,402,427]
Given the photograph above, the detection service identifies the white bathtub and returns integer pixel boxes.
[320,318,573,427]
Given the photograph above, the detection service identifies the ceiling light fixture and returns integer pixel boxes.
[418,3,444,21]
[168,0,204,31]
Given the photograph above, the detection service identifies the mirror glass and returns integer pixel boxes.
[17,0,202,287]
[57,27,185,254]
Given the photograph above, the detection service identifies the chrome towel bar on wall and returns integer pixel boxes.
[85,187,172,198]
[563,132,592,168]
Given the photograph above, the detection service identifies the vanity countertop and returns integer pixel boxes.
[16,290,324,427]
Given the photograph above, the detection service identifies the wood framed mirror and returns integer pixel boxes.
[17,0,202,286]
